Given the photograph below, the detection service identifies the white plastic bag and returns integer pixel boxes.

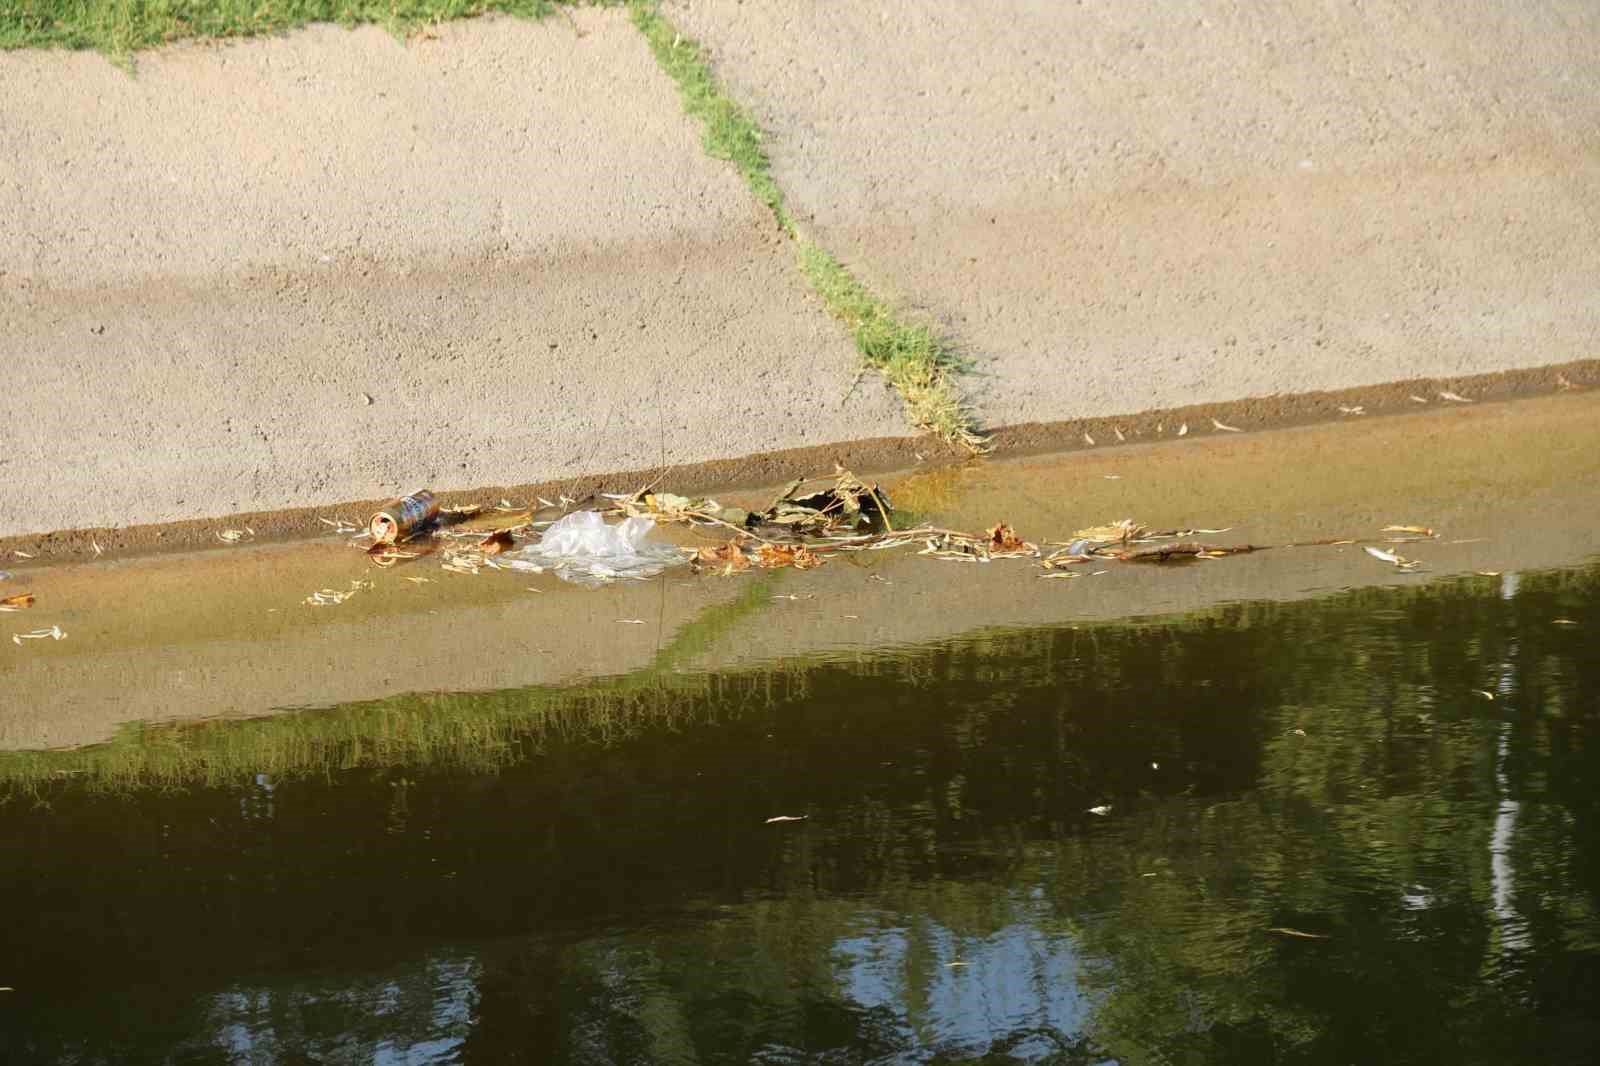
[499,511,685,586]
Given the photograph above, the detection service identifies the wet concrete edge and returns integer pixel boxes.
[5,357,1594,563]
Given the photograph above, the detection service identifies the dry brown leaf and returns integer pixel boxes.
[0,593,35,611]
[478,529,515,555]
[696,541,751,573]
[987,523,1027,553]
[756,544,824,570]
[1072,520,1145,543]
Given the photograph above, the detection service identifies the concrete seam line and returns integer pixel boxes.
[627,0,985,451]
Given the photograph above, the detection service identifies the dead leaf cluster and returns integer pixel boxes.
[747,467,894,537]
[691,539,825,576]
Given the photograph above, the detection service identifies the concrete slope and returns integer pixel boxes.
[667,0,1600,426]
[0,12,907,537]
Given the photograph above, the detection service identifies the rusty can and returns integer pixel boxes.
[369,490,439,545]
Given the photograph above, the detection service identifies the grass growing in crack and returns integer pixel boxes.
[630,1,984,449]
[0,0,570,56]
[630,1,790,232]
[798,242,983,448]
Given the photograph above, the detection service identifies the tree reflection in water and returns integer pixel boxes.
[1,566,1596,1064]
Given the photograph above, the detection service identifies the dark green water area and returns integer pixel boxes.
[2,565,1598,1064]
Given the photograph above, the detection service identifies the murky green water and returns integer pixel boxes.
[3,564,1598,1064]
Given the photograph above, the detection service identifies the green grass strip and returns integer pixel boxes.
[630,1,789,234]
[797,241,984,449]
[629,1,984,450]
[0,0,565,56]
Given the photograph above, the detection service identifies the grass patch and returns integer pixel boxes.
[0,0,569,56]
[631,1,789,233]
[630,1,984,450]
[797,241,983,449]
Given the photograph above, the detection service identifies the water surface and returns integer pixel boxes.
[3,563,1597,1064]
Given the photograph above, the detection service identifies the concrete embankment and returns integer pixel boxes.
[4,3,1598,540]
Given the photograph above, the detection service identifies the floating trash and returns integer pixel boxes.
[502,511,686,587]
[370,490,439,545]
[12,625,64,644]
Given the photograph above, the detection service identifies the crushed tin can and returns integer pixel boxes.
[369,490,439,545]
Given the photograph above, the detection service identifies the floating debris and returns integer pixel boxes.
[304,579,372,607]
[1410,395,1429,404]
[1177,423,1189,437]
[694,540,752,574]
[1338,405,1365,415]
[1087,805,1112,816]
[1119,542,1261,562]
[755,543,824,570]
[918,525,1039,562]
[507,511,686,586]
[1268,927,1330,940]
[1070,519,1144,544]
[1364,545,1421,570]
[370,490,439,545]
[12,625,64,644]
[1439,390,1473,403]
[1083,431,1095,446]
[478,529,515,555]
[1382,524,1436,537]
[440,550,485,575]
[765,815,808,824]
[985,523,1032,556]
[743,467,893,536]
[366,542,430,569]
[1474,690,1495,701]
[1211,417,1242,432]
[0,593,35,612]
[216,529,250,544]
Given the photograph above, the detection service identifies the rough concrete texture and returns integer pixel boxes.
[667,0,1600,425]
[0,11,907,537]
